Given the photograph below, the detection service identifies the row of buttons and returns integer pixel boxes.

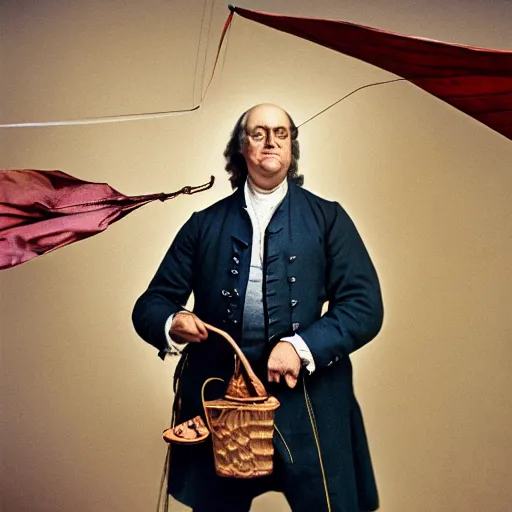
[289,256,298,331]
[224,250,242,324]
[223,252,300,326]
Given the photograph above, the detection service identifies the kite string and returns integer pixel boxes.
[219,13,233,78]
[201,8,234,98]
[298,78,406,128]
[200,0,217,101]
[46,176,216,210]
[0,7,234,128]
[1,7,404,131]
[191,0,209,106]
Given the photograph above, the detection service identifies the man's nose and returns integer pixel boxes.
[264,128,276,147]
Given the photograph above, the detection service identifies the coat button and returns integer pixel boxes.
[289,255,297,262]
[288,276,296,283]
[230,269,239,275]
[232,256,240,265]
[292,322,300,332]
[291,299,298,307]
[221,290,231,297]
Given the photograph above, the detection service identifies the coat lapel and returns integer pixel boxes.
[229,185,251,248]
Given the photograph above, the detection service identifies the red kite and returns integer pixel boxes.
[0,169,214,270]
[2,7,510,269]
[229,5,512,141]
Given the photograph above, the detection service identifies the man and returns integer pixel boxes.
[132,104,383,512]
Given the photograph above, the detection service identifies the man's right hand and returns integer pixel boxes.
[169,311,208,344]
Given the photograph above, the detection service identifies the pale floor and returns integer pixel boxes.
[169,492,291,511]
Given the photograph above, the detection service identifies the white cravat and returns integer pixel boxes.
[244,176,288,264]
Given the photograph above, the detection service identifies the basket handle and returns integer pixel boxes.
[203,322,268,401]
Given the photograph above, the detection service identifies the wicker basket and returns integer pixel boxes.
[202,323,280,479]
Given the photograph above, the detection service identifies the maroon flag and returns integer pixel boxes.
[0,169,214,270]
[230,5,512,141]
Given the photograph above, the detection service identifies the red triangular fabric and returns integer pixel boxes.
[0,169,214,270]
[231,6,512,140]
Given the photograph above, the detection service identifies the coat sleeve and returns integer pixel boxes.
[131,212,199,358]
[299,202,383,368]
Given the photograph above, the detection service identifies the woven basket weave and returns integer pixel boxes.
[202,323,280,479]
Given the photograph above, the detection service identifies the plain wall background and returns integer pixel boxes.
[1,1,511,511]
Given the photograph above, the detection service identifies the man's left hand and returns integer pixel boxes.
[267,341,301,388]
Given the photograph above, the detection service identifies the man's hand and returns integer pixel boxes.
[170,312,208,343]
[267,341,301,388]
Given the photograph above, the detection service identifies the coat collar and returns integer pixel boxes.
[229,178,299,246]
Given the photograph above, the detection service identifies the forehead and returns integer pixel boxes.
[245,105,290,129]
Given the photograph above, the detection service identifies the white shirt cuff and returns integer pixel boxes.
[165,313,189,355]
[281,333,316,374]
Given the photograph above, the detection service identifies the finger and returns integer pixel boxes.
[183,315,206,341]
[174,316,205,342]
[172,331,202,343]
[171,325,203,343]
[193,317,208,340]
[267,369,279,384]
[284,372,297,389]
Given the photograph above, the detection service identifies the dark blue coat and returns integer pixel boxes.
[132,179,384,511]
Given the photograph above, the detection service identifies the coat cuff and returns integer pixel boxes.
[163,313,189,357]
[281,333,316,374]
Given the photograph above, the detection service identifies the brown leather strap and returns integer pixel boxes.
[203,322,268,401]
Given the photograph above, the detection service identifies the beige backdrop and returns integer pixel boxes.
[1,1,511,511]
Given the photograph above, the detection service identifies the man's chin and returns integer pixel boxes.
[259,163,284,174]
[248,164,289,183]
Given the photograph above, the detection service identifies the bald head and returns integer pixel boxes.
[242,103,291,132]
[240,104,294,190]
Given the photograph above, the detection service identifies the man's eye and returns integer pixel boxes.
[275,129,288,138]
[252,132,264,139]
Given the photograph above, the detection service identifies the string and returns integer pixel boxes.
[0,106,201,128]
[201,9,234,99]
[219,12,233,79]
[200,0,217,101]
[192,0,209,106]
[298,78,406,128]
[0,8,235,129]
[1,9,406,131]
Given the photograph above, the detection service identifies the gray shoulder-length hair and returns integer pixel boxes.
[223,110,304,190]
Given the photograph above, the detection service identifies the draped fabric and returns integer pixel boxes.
[2,8,510,268]
[230,5,512,141]
[0,170,214,270]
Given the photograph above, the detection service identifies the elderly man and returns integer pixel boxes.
[132,104,383,512]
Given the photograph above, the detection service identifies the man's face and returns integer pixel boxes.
[241,104,293,184]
